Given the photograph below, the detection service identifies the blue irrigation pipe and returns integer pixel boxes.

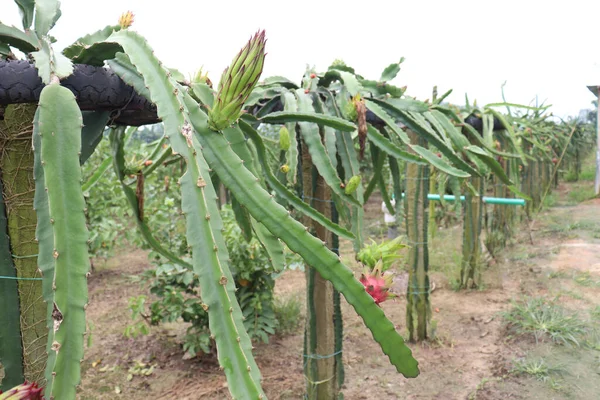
[399,193,525,206]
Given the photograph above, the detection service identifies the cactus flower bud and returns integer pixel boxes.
[118,11,135,29]
[208,30,267,131]
[279,126,290,151]
[0,381,44,400]
[192,68,213,88]
[345,175,361,194]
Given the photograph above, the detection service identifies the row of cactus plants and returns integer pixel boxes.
[1,2,593,399]
[1,3,419,398]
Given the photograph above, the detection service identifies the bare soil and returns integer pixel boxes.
[78,181,600,400]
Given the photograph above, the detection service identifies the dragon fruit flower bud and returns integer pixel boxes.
[208,30,267,131]
[118,11,134,29]
[0,381,44,400]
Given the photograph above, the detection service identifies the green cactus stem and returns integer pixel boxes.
[37,84,90,399]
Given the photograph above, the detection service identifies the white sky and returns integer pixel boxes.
[2,0,599,117]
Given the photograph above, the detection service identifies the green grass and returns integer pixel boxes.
[543,218,596,235]
[567,186,597,204]
[511,357,564,382]
[572,271,600,287]
[564,159,596,182]
[501,297,588,346]
[550,270,600,287]
[547,270,568,279]
[542,192,557,208]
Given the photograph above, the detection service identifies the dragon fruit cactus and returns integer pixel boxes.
[0,382,44,400]
[360,260,395,305]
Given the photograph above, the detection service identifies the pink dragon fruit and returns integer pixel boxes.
[360,261,395,305]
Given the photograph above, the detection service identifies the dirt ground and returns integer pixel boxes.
[78,180,600,400]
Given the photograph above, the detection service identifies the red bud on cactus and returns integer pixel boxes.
[0,382,44,400]
[304,89,310,94]
[310,73,317,79]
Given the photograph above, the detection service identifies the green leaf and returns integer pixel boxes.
[485,102,551,112]
[106,52,150,100]
[244,86,285,108]
[485,109,527,165]
[34,0,61,37]
[367,124,425,164]
[367,98,479,177]
[411,145,470,178]
[281,91,299,184]
[254,96,282,119]
[72,42,123,66]
[364,99,411,143]
[321,69,362,95]
[239,120,355,241]
[380,59,404,82]
[260,111,356,132]
[38,84,89,400]
[364,143,386,201]
[327,90,364,250]
[384,98,430,113]
[0,42,11,57]
[261,75,298,89]
[294,90,361,207]
[433,88,452,104]
[80,111,110,164]
[464,145,512,185]
[14,0,35,30]
[82,156,112,193]
[0,22,38,52]
[191,83,214,108]
[337,70,363,96]
[63,25,121,64]
[251,218,286,272]
[109,127,192,270]
[231,194,253,242]
[31,37,73,84]
[360,78,406,97]
[186,94,420,378]
[0,179,24,390]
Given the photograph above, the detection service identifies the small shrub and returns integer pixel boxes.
[274,296,302,336]
[125,203,282,357]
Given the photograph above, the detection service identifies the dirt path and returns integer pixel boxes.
[79,183,600,400]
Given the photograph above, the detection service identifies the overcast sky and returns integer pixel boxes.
[3,0,599,117]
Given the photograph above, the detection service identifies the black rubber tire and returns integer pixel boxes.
[0,60,159,126]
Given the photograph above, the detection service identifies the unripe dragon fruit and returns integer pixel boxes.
[0,382,44,400]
